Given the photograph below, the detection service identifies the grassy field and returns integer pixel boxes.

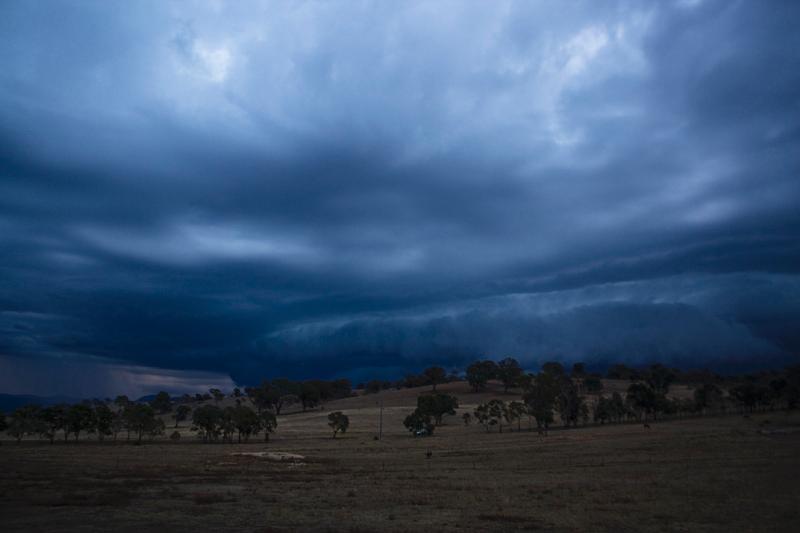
[2,382,799,532]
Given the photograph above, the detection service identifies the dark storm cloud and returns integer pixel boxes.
[1,1,799,395]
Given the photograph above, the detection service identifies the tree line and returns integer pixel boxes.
[0,377,353,444]
[401,360,800,436]
[2,362,798,443]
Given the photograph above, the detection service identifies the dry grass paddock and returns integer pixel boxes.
[1,383,799,532]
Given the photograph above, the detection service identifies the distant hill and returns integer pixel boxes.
[0,393,81,412]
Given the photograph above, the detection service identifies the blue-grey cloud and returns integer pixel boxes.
[1,1,799,394]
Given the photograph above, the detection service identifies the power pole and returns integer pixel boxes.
[378,399,383,441]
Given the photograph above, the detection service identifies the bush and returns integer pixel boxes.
[170,430,181,441]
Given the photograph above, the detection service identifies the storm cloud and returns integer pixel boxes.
[1,1,799,395]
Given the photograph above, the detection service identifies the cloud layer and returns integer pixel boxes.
[1,1,799,395]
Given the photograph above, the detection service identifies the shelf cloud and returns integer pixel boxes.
[1,1,799,395]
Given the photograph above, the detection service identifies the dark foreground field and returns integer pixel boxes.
[2,399,799,533]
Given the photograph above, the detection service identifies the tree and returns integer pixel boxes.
[111,411,125,441]
[246,381,279,414]
[123,404,160,443]
[209,388,225,406]
[497,358,523,393]
[174,405,192,428]
[114,395,131,411]
[364,380,384,394]
[507,401,526,431]
[230,405,261,443]
[423,366,446,391]
[416,393,459,425]
[626,383,656,420]
[328,411,349,438]
[606,363,639,381]
[259,410,277,442]
[541,361,565,378]
[299,382,321,412]
[0,410,7,433]
[192,404,223,442]
[584,376,604,393]
[8,405,44,443]
[645,364,676,396]
[694,383,723,413]
[610,392,627,422]
[474,400,508,432]
[403,409,434,436]
[555,379,586,427]
[571,362,586,378]
[729,382,759,412]
[594,396,613,424]
[94,403,114,441]
[220,407,237,442]
[522,372,559,434]
[40,404,68,443]
[466,360,498,391]
[271,378,299,415]
[66,404,96,441]
[150,391,172,414]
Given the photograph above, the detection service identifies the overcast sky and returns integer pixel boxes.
[1,0,799,397]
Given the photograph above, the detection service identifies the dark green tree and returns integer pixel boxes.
[192,404,223,442]
[150,391,172,414]
[571,362,586,378]
[94,403,114,441]
[507,400,526,431]
[174,404,192,428]
[259,410,277,442]
[416,393,459,425]
[541,361,565,378]
[497,358,523,393]
[271,378,299,415]
[327,411,349,438]
[66,404,96,441]
[626,383,656,420]
[474,399,508,432]
[230,405,261,442]
[694,383,723,413]
[466,360,498,392]
[8,405,44,443]
[584,376,604,393]
[40,404,68,443]
[299,382,321,412]
[209,388,225,406]
[114,395,130,411]
[645,364,676,396]
[403,409,434,436]
[245,381,278,414]
[555,379,586,427]
[124,404,160,443]
[423,366,447,391]
[522,372,559,434]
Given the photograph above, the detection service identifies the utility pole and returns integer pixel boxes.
[378,399,383,440]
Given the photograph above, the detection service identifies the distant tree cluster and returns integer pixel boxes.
[191,404,276,443]
[400,359,800,438]
[403,392,459,436]
[2,398,165,444]
[3,362,799,444]
[245,378,352,414]
[360,366,461,394]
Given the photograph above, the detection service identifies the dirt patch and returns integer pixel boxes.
[230,451,305,461]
